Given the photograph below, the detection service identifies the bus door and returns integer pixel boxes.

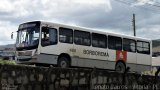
[39,27,59,64]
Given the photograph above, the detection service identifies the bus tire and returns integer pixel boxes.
[115,62,126,73]
[58,56,70,68]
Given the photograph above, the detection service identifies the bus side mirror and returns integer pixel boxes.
[11,32,13,39]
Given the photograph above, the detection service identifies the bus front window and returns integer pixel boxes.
[16,22,40,50]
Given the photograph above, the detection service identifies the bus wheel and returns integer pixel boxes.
[115,62,126,73]
[58,56,70,68]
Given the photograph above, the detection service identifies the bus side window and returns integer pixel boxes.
[123,38,136,52]
[92,33,107,48]
[59,27,73,44]
[108,36,122,50]
[74,30,91,46]
[143,42,150,54]
[137,41,150,54]
[41,27,57,46]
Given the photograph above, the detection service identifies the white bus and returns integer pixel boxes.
[15,21,152,72]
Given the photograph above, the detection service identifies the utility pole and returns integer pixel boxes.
[132,13,136,36]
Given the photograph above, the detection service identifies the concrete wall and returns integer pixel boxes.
[0,65,160,90]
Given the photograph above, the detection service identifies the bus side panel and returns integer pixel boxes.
[107,49,117,69]
[72,45,91,67]
[126,52,137,71]
[37,54,58,64]
[39,43,73,64]
[136,54,151,72]
[72,45,115,69]
[87,47,111,69]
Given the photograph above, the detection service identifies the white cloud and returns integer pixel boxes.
[0,0,112,45]
[132,0,155,6]
[0,0,160,45]
[137,25,160,39]
[40,0,112,18]
[73,0,111,9]
[0,21,17,45]
[0,1,13,12]
[0,0,112,18]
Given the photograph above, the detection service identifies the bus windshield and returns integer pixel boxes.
[16,22,40,50]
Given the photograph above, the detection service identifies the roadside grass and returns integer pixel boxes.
[0,59,16,65]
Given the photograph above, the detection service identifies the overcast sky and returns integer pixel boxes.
[0,0,160,45]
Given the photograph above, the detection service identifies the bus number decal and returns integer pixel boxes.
[70,49,76,52]
[116,51,127,62]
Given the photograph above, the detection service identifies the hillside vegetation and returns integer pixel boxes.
[152,39,160,48]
